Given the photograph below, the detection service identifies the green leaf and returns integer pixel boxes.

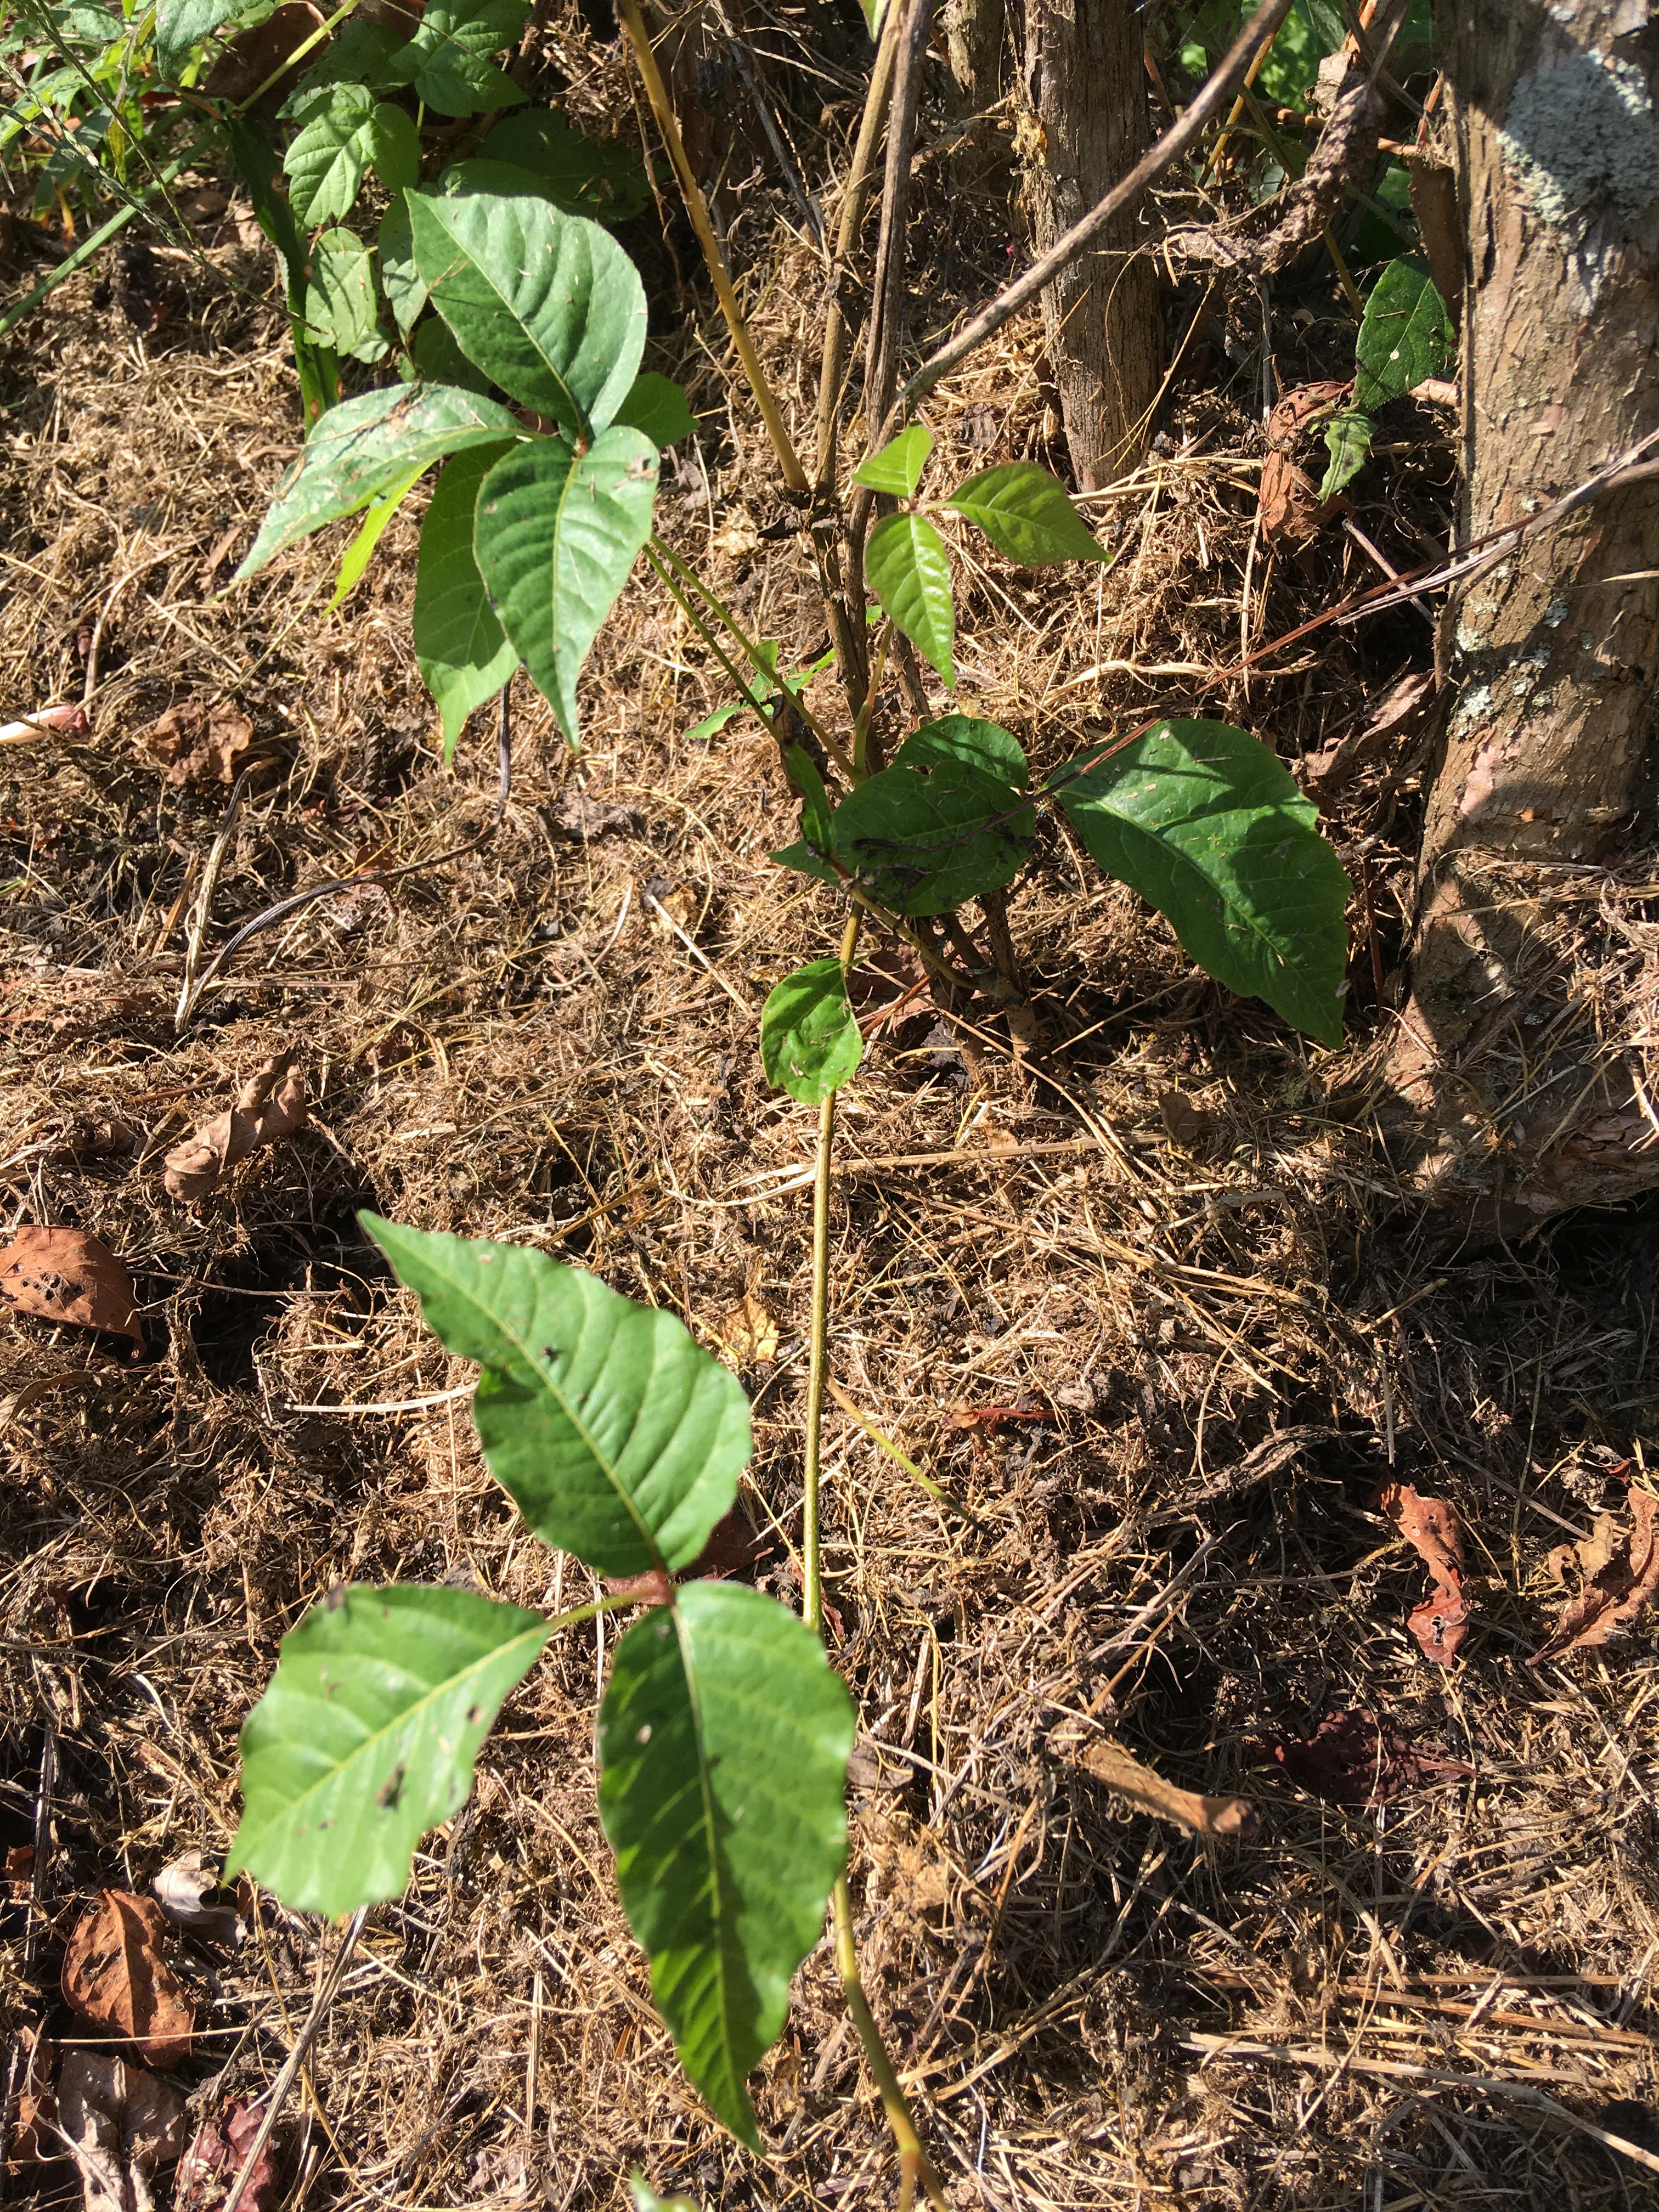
[235,382,521,580]
[388,0,528,114]
[367,99,420,190]
[328,462,424,611]
[629,2179,699,2212]
[851,423,933,498]
[379,191,426,334]
[285,83,375,228]
[290,18,407,98]
[473,430,658,748]
[408,189,646,438]
[477,108,653,221]
[303,226,386,361]
[409,313,493,394]
[859,0,891,30]
[155,0,227,77]
[597,1583,854,2147]
[942,461,1108,566]
[227,1584,549,1915]
[362,1216,747,1577]
[687,699,748,742]
[1353,256,1453,411]
[1055,719,1351,1045]
[612,371,696,448]
[414,443,520,758]
[832,713,1032,916]
[760,959,861,1103]
[783,742,833,855]
[865,512,955,685]
[1318,408,1373,501]
[439,156,563,200]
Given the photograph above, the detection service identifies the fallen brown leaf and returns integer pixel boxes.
[150,1853,243,1948]
[711,1291,778,1367]
[1259,379,1351,549]
[174,2098,277,2212]
[1081,1739,1256,1841]
[1254,1709,1473,1807]
[605,1505,775,1600]
[57,2051,187,2212]
[163,1049,307,1203]
[138,702,257,788]
[5,1840,35,1898]
[4,2027,59,2166]
[1379,1480,1479,1665]
[61,1891,194,2067]
[1534,1487,1659,1662]
[0,1227,143,1356]
[555,786,644,842]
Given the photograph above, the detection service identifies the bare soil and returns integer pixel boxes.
[3,20,1658,2211]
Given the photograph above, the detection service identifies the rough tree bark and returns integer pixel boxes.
[1387,0,1659,1224]
[1018,0,1160,488]
[944,0,1003,104]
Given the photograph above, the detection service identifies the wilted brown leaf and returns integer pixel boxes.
[1379,1480,1479,1665]
[57,2051,187,2212]
[712,1292,778,1366]
[150,1853,243,1948]
[163,1049,307,1203]
[4,2027,58,2167]
[1534,1488,1659,1662]
[174,2099,277,2212]
[202,1,324,108]
[61,1891,194,2067]
[1081,1739,1256,1841]
[1156,1088,1218,1151]
[1259,379,1351,549]
[1255,1709,1472,1807]
[0,1227,143,1355]
[5,1841,36,1898]
[139,703,257,788]
[605,1505,775,1600]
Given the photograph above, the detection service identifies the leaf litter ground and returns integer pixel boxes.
[3,17,1659,2209]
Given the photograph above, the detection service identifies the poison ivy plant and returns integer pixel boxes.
[228,1219,854,2149]
[832,716,1034,916]
[1317,258,1451,500]
[866,513,956,685]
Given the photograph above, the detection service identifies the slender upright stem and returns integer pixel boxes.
[617,0,810,495]
[814,10,902,486]
[832,1876,947,2212]
[802,907,860,1637]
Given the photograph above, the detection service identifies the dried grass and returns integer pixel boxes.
[3,23,1657,2212]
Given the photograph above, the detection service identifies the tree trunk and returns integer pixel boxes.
[1387,0,1659,1225]
[944,0,1002,104]
[1019,0,1159,489]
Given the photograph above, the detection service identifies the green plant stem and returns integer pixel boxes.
[0,139,204,340]
[616,0,809,496]
[650,535,853,779]
[832,1876,947,2212]
[800,905,859,1639]
[644,544,771,719]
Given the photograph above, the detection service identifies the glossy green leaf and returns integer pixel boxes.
[362,1215,747,1577]
[409,313,493,394]
[228,1584,549,1914]
[784,743,833,855]
[1318,408,1373,501]
[865,512,954,685]
[832,713,1031,916]
[439,156,561,200]
[477,108,653,221]
[1354,256,1453,411]
[388,0,527,114]
[473,430,658,748]
[285,83,374,228]
[328,462,424,611]
[303,226,385,361]
[408,189,646,437]
[367,100,420,190]
[289,17,406,98]
[942,461,1108,566]
[1056,719,1351,1045]
[155,0,227,77]
[612,371,696,448]
[597,1583,854,2147]
[760,958,861,1103]
[414,443,520,758]
[379,192,426,335]
[859,0,891,30]
[851,423,933,498]
[235,382,520,580]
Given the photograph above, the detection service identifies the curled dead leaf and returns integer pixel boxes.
[712,1292,778,1367]
[175,2098,278,2212]
[139,702,258,788]
[605,1505,774,1600]
[0,1227,143,1356]
[163,1050,307,1203]
[1254,1709,1473,1807]
[57,2051,187,2212]
[1259,379,1351,549]
[1533,1487,1659,1662]
[1081,1739,1256,1841]
[1379,1480,1479,1666]
[150,1852,244,1948]
[61,1890,194,2068]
